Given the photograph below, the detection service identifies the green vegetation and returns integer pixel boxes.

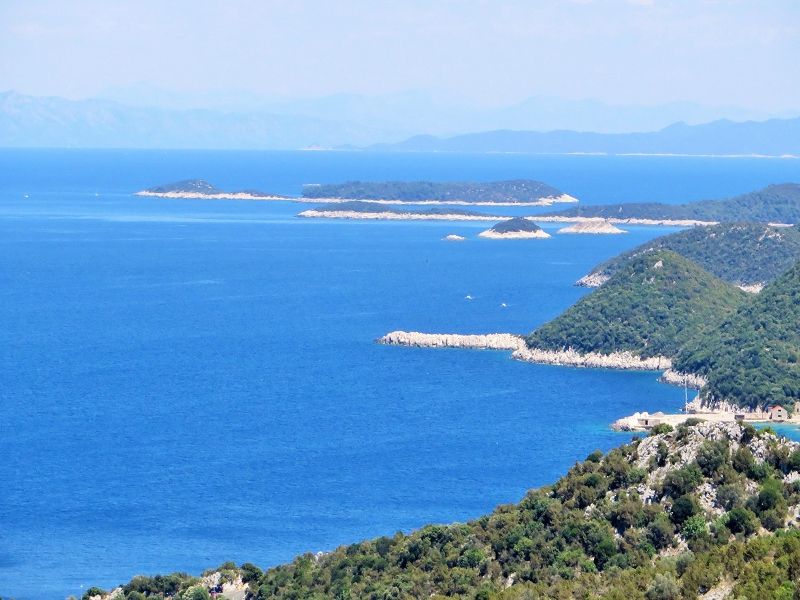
[93,423,800,599]
[142,179,283,198]
[304,200,499,218]
[526,251,746,358]
[144,179,223,194]
[583,222,800,287]
[489,217,544,234]
[549,183,800,224]
[302,179,568,203]
[675,261,800,410]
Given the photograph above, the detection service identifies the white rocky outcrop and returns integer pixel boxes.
[576,272,610,288]
[738,283,764,294]
[443,234,466,241]
[378,331,524,351]
[659,369,707,389]
[557,219,627,234]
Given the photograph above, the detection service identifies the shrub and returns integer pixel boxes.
[671,494,700,525]
[726,508,759,536]
[681,515,708,541]
[645,573,680,600]
[650,423,674,436]
[696,440,728,476]
[241,562,263,583]
[647,515,675,550]
[586,450,603,463]
[663,464,703,497]
[716,484,745,510]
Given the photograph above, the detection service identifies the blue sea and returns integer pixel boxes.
[2,150,800,599]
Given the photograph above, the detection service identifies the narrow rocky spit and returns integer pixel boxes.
[378,331,672,371]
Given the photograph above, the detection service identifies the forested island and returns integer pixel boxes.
[137,179,578,206]
[478,217,550,239]
[88,422,800,599]
[578,222,800,289]
[541,183,800,226]
[136,179,287,200]
[297,201,507,221]
[301,179,578,205]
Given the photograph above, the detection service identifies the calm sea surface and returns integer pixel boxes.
[2,150,800,599]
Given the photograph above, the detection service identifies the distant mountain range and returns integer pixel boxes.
[369,118,800,156]
[0,89,797,154]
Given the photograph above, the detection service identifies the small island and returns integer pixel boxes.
[443,234,466,241]
[557,219,627,234]
[136,179,287,201]
[301,179,578,205]
[297,201,508,221]
[478,217,550,239]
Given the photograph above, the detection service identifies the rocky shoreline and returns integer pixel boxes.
[298,193,578,206]
[658,369,708,389]
[536,215,719,227]
[136,190,577,207]
[135,190,289,201]
[378,331,672,371]
[478,229,551,239]
[298,209,508,221]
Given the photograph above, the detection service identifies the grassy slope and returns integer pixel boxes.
[585,222,800,287]
[527,251,747,358]
[676,261,800,410]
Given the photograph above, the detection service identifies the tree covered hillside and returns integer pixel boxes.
[90,422,800,599]
[302,180,567,203]
[581,222,800,288]
[675,261,800,410]
[527,251,746,358]
[548,183,800,225]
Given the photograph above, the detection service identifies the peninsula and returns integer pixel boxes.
[381,246,800,419]
[541,183,800,227]
[478,217,551,239]
[301,179,578,205]
[90,422,800,599]
[577,222,800,289]
[297,201,508,221]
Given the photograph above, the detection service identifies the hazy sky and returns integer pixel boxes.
[2,0,799,110]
